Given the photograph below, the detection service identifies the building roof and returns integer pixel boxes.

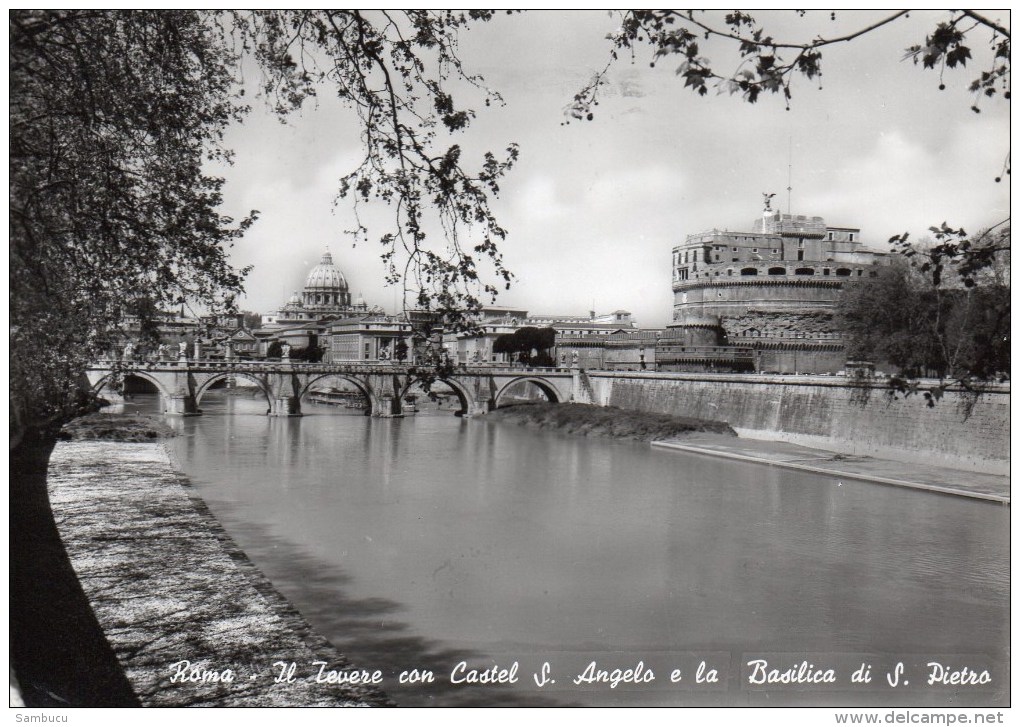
[304,250,349,291]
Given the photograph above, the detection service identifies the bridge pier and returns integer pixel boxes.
[464,396,493,417]
[269,396,302,417]
[268,369,303,417]
[374,392,402,418]
[164,394,199,416]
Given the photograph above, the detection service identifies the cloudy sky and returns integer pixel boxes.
[211,10,1010,328]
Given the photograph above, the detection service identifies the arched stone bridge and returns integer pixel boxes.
[85,359,589,417]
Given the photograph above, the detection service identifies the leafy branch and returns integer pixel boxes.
[570,10,1009,138]
[230,10,519,342]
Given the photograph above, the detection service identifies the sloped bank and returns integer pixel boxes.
[486,402,735,440]
[585,372,1010,475]
[34,418,390,707]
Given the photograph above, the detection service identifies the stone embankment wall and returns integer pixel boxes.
[584,372,1009,475]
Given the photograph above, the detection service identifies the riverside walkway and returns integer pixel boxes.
[653,435,1010,504]
[44,440,390,707]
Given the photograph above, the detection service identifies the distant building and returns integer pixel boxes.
[670,200,889,373]
[604,329,662,371]
[328,315,412,363]
[444,321,519,365]
[526,310,634,327]
[263,249,371,332]
[551,321,636,369]
[258,249,384,358]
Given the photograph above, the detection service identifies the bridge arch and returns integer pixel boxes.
[493,376,561,409]
[298,373,377,415]
[399,375,475,416]
[195,372,273,409]
[90,370,173,404]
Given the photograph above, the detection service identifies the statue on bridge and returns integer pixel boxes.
[157,343,169,361]
[281,343,291,360]
[121,342,134,362]
[571,351,579,368]
[179,341,188,359]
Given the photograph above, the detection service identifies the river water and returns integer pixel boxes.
[144,392,1007,707]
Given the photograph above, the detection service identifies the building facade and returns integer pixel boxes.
[670,201,888,373]
[329,315,412,363]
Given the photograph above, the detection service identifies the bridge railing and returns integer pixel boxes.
[89,359,576,375]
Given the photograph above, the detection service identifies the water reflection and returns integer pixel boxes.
[153,392,1009,707]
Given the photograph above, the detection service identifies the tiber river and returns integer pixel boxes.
[129,390,1007,707]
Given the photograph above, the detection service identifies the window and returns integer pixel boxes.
[823,268,830,276]
[732,257,739,262]
[795,267,815,275]
[732,247,737,252]
[768,267,785,275]
[752,248,758,253]
[797,250,804,261]
[740,267,758,276]
[835,268,852,276]
[849,233,856,242]
[827,231,834,241]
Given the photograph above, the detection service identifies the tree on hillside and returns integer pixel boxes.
[837,228,1010,402]
[241,312,263,330]
[493,327,556,366]
[10,10,514,445]
[266,341,284,359]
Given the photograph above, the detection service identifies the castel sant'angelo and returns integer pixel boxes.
[668,196,889,373]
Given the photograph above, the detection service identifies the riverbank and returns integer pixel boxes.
[59,412,176,441]
[13,431,390,707]
[11,436,140,706]
[653,435,1010,504]
[486,402,735,441]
